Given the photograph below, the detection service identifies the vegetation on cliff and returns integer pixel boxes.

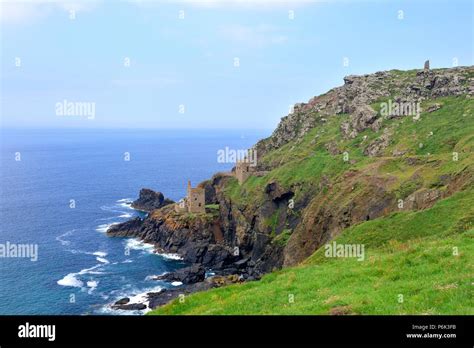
[147,66,473,315]
[150,189,473,315]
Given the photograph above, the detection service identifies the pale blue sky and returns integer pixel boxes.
[1,0,472,129]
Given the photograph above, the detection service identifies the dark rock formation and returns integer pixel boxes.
[107,204,240,271]
[111,297,147,310]
[156,264,206,284]
[131,188,174,212]
[114,297,130,305]
[107,217,144,237]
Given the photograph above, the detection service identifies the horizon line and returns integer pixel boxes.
[0,126,274,131]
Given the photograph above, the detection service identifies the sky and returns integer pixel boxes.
[0,0,472,129]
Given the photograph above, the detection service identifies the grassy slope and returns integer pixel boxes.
[149,90,474,315]
[150,190,473,315]
[224,95,474,207]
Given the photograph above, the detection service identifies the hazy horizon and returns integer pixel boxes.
[1,0,473,130]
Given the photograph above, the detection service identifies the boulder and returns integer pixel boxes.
[114,297,130,305]
[156,264,206,284]
[112,302,147,311]
[350,105,379,133]
[131,188,174,212]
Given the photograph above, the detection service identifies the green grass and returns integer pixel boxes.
[149,189,474,315]
[272,229,293,247]
[265,211,279,236]
[149,93,474,315]
[387,96,473,157]
[224,96,473,212]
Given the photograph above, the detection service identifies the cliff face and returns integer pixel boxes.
[108,65,474,279]
[108,205,239,271]
[256,66,473,157]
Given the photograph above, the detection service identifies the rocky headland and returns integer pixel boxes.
[130,188,174,212]
[106,65,474,311]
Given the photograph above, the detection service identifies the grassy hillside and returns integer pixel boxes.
[149,71,474,315]
[223,95,473,207]
[150,189,473,315]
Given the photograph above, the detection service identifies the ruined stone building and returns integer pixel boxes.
[235,160,253,184]
[234,160,269,185]
[175,181,206,214]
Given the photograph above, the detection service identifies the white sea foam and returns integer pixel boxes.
[116,198,133,203]
[158,252,183,261]
[96,223,119,233]
[124,239,155,253]
[96,306,146,316]
[78,264,102,275]
[57,273,83,288]
[128,292,149,304]
[57,264,103,288]
[67,250,109,262]
[123,240,183,260]
[122,259,133,264]
[118,201,134,209]
[100,284,164,315]
[171,281,183,286]
[119,213,132,218]
[87,280,98,288]
[144,272,167,281]
[87,280,99,294]
[96,257,109,264]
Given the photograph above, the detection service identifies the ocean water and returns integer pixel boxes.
[0,128,267,315]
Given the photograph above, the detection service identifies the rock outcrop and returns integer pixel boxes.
[256,66,473,157]
[108,205,238,271]
[131,188,174,212]
[155,264,206,284]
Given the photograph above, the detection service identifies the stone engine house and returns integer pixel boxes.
[235,160,254,184]
[175,180,206,214]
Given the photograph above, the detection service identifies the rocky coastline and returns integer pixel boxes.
[106,65,474,312]
[107,183,269,311]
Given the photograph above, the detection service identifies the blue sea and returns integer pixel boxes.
[0,128,267,315]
